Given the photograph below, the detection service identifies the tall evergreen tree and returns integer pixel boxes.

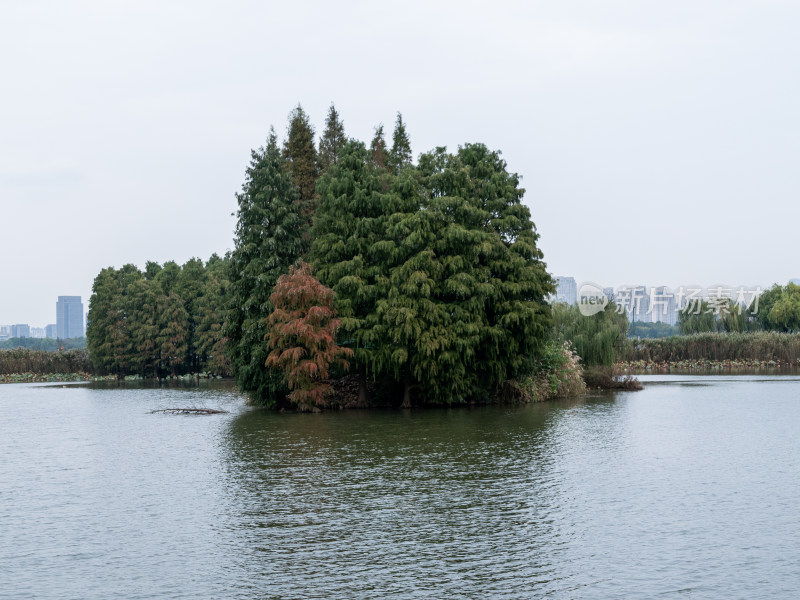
[175,257,207,371]
[195,255,230,375]
[157,291,189,376]
[318,103,346,172]
[283,105,319,222]
[311,140,396,404]
[388,112,412,172]
[418,144,554,398]
[371,145,553,405]
[127,278,160,377]
[369,124,389,169]
[226,128,306,404]
[87,267,128,376]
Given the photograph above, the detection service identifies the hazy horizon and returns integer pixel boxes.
[3,1,799,326]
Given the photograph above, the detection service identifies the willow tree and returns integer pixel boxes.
[551,303,628,366]
[226,129,305,404]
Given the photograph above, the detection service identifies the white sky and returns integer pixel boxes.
[2,0,799,326]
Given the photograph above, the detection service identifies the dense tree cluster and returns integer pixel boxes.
[87,256,229,377]
[228,104,553,407]
[88,103,554,407]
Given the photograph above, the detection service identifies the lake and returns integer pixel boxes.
[1,375,799,598]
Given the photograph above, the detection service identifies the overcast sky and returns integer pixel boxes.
[2,1,799,326]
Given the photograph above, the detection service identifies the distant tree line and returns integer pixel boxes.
[0,337,86,351]
[87,256,230,377]
[628,321,680,338]
[676,284,800,335]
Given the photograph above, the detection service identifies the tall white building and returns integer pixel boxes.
[57,296,84,339]
[554,276,577,305]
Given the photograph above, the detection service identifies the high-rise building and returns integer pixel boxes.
[45,324,58,339]
[554,276,577,305]
[649,286,678,325]
[30,327,46,338]
[11,324,31,338]
[56,296,84,339]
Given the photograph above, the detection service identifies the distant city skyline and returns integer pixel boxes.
[0,296,83,339]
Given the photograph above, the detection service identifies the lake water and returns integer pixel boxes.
[1,376,799,599]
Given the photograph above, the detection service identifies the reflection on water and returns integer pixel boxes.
[2,379,800,598]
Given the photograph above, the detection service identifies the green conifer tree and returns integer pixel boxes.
[127,278,160,377]
[318,103,346,172]
[373,144,553,405]
[283,105,319,223]
[369,124,389,169]
[87,267,128,376]
[226,128,306,404]
[388,112,412,172]
[157,291,189,376]
[311,140,396,405]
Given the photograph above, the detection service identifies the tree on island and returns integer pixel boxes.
[86,103,556,407]
[373,144,554,405]
[225,129,306,403]
[283,105,319,224]
[311,140,395,405]
[265,261,352,410]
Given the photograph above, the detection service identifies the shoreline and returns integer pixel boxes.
[618,359,800,373]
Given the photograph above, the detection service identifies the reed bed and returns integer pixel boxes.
[0,348,93,376]
[623,332,800,364]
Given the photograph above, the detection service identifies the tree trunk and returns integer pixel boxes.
[401,380,411,409]
[357,369,369,407]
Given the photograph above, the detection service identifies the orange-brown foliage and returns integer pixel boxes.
[265,261,353,409]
